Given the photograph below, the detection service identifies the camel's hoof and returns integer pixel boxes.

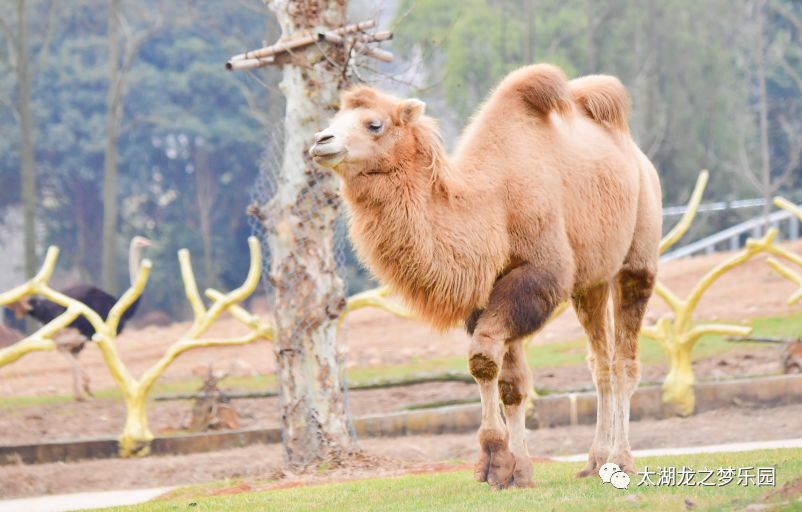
[609,451,637,475]
[511,465,534,488]
[474,450,490,482]
[487,448,517,489]
[575,451,608,478]
[474,447,517,489]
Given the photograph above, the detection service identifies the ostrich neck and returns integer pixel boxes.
[128,244,143,286]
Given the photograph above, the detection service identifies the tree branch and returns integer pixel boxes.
[735,125,765,194]
[771,115,802,193]
[769,0,802,36]
[0,14,17,69]
[35,0,59,69]
[0,93,20,124]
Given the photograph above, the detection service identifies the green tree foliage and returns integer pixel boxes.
[394,0,802,207]
[0,0,275,315]
[1,0,800,317]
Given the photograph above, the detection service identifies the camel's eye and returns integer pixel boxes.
[367,120,383,134]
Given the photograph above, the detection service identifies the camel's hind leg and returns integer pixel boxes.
[498,339,534,487]
[609,267,655,474]
[468,264,565,489]
[572,282,614,478]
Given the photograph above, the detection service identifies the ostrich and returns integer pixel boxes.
[7,236,151,400]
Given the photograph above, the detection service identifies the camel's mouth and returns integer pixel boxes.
[309,143,347,168]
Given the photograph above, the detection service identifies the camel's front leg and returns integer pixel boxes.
[499,339,534,487]
[467,264,566,489]
[469,327,514,488]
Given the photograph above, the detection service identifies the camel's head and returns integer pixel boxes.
[309,86,427,176]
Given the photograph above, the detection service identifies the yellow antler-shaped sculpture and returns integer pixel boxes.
[0,237,272,457]
[113,237,271,456]
[765,198,802,305]
[0,247,154,367]
[338,285,414,329]
[641,171,776,416]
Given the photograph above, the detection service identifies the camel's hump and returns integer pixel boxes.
[501,63,573,118]
[570,75,631,133]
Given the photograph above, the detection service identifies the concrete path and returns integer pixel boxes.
[2,438,802,511]
[551,437,802,462]
[0,487,173,512]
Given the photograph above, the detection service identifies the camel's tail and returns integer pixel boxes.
[569,75,631,134]
[507,63,573,118]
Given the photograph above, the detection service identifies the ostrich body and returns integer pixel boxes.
[8,236,150,400]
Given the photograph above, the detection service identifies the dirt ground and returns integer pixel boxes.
[1,243,800,400]
[0,344,786,446]
[1,244,800,499]
[3,401,802,499]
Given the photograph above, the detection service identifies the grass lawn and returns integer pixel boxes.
[2,314,800,409]
[105,448,802,511]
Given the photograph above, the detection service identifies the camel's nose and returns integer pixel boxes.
[314,131,334,145]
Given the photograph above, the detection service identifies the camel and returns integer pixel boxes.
[310,63,662,489]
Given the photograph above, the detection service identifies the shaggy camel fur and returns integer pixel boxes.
[310,63,662,489]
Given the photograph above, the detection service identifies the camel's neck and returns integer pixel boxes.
[343,127,504,330]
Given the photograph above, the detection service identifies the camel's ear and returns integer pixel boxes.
[397,98,425,125]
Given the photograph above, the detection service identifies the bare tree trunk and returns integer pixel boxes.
[16,0,35,281]
[755,0,772,229]
[72,180,90,282]
[263,0,353,467]
[195,148,217,288]
[101,0,121,294]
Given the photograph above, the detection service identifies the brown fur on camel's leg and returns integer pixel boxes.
[609,267,654,474]
[499,339,534,487]
[573,283,614,478]
[469,264,565,489]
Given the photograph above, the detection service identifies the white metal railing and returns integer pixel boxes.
[661,209,800,262]
[663,197,769,217]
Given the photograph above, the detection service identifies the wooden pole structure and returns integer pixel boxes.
[225,18,392,72]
